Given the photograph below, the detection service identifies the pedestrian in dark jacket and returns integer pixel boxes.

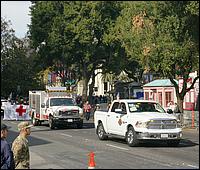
[1,124,15,169]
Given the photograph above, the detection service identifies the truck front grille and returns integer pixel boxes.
[59,110,79,116]
[147,119,177,129]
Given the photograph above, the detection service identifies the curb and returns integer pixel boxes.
[182,128,199,134]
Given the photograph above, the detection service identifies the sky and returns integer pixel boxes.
[1,1,32,39]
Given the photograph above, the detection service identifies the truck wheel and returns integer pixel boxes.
[166,140,180,147]
[49,116,55,129]
[126,127,139,147]
[97,123,108,140]
[32,114,39,126]
[77,120,83,129]
[38,121,42,126]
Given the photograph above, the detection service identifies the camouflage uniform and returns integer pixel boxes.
[11,122,33,169]
[12,135,30,169]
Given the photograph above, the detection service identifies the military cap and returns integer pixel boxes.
[18,121,33,131]
[1,123,11,130]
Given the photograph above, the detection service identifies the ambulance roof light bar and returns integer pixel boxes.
[46,86,67,92]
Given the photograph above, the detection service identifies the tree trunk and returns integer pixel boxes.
[61,68,66,87]
[176,95,184,113]
[170,77,184,124]
[82,77,89,103]
[88,71,95,104]
[82,64,90,104]
[176,94,184,125]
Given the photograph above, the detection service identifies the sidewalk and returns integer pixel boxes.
[182,127,199,133]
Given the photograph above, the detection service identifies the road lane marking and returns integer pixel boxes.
[187,164,199,168]
[59,133,72,137]
[32,127,42,130]
[10,122,17,124]
[106,144,129,151]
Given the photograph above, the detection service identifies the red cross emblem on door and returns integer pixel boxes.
[118,118,122,126]
[16,105,26,116]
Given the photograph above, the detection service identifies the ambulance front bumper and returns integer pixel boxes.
[53,117,82,124]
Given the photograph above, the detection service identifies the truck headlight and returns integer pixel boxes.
[135,121,149,128]
[54,111,60,116]
[79,108,83,116]
[176,120,181,128]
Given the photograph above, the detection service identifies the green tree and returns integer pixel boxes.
[1,17,43,98]
[114,1,199,113]
[106,2,150,83]
[29,1,122,103]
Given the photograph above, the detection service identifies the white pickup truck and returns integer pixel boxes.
[94,99,182,147]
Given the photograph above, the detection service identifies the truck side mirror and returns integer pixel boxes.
[115,108,122,113]
[96,104,100,110]
[167,109,173,114]
[41,103,46,108]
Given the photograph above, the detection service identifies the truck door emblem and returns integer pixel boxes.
[118,118,122,125]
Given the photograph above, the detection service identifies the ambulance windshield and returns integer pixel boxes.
[50,98,75,106]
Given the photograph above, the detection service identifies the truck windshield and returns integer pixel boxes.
[128,102,166,113]
[50,98,75,106]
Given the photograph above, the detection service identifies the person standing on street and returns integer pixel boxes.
[12,122,33,169]
[174,103,180,113]
[83,101,92,121]
[1,123,15,169]
[173,103,183,125]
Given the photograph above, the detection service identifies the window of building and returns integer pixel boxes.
[145,92,149,100]
[150,92,154,100]
[165,92,172,106]
[104,82,108,92]
[158,92,162,105]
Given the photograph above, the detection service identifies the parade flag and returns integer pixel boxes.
[3,103,31,120]
[116,92,120,101]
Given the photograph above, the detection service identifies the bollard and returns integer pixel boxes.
[88,151,95,169]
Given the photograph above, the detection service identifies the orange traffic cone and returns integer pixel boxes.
[88,151,96,169]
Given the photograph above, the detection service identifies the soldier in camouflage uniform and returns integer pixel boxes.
[12,121,33,169]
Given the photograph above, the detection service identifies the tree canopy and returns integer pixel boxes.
[29,1,122,102]
[2,1,199,111]
[1,17,44,98]
[112,1,199,112]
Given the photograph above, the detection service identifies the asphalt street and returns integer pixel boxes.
[2,117,199,169]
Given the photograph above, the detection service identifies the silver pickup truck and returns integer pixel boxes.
[94,99,182,147]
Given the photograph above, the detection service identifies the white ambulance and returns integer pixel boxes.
[29,86,84,129]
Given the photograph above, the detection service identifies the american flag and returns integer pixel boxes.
[58,70,65,78]
[116,92,120,101]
